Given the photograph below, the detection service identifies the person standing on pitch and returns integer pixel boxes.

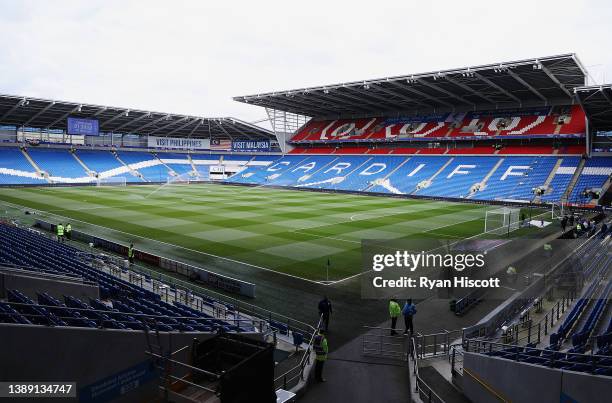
[402,299,417,335]
[313,329,328,382]
[389,298,401,335]
[318,296,332,332]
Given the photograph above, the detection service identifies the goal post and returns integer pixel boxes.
[166,172,198,185]
[550,202,565,220]
[484,207,521,235]
[96,176,127,187]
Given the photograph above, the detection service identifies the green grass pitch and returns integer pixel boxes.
[0,183,534,282]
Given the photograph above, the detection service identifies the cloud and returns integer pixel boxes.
[0,0,610,129]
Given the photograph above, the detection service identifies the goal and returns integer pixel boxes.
[550,202,566,220]
[484,207,521,235]
[96,176,127,187]
[166,172,197,185]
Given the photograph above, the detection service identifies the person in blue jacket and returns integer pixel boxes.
[402,299,417,335]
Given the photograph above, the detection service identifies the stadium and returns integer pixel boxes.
[0,20,611,403]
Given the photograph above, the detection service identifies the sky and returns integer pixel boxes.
[0,0,611,129]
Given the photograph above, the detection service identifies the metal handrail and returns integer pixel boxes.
[273,314,323,390]
[411,335,445,403]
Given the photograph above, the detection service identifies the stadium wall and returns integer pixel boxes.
[34,220,257,298]
[462,352,611,403]
[0,324,217,402]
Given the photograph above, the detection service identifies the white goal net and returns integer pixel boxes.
[166,172,197,185]
[484,207,521,235]
[96,176,127,187]
[550,202,565,220]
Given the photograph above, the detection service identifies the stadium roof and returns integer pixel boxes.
[234,54,587,118]
[575,84,612,132]
[0,93,274,140]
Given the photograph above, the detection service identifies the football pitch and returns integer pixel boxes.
[0,183,533,282]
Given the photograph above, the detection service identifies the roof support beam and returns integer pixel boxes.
[443,76,496,104]
[148,116,190,135]
[22,101,56,126]
[112,112,152,131]
[213,120,236,140]
[372,83,433,109]
[306,91,380,112]
[259,97,328,116]
[343,86,419,109]
[45,105,81,129]
[92,107,108,117]
[473,73,522,104]
[166,118,200,136]
[274,94,339,114]
[538,63,573,98]
[99,110,130,127]
[0,98,28,121]
[386,81,454,108]
[507,70,548,103]
[416,79,475,106]
[130,114,172,133]
[317,88,387,109]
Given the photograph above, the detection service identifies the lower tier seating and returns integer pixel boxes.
[227,154,604,203]
[0,223,248,333]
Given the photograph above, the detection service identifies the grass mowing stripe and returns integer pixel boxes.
[0,184,489,281]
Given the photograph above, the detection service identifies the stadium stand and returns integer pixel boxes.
[0,147,45,184]
[290,106,586,144]
[75,149,124,175]
[0,223,249,333]
[27,148,89,181]
[568,157,612,203]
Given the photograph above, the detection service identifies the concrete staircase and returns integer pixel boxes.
[561,157,586,202]
[533,158,564,203]
[412,157,454,194]
[20,148,51,183]
[114,151,146,181]
[71,150,94,177]
[362,157,411,192]
[468,158,505,198]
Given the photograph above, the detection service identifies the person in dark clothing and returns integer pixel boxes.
[561,216,568,232]
[402,299,417,335]
[318,296,332,331]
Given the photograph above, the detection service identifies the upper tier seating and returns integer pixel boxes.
[0,223,248,333]
[0,147,45,184]
[292,106,586,144]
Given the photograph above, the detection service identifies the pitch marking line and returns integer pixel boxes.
[0,199,328,286]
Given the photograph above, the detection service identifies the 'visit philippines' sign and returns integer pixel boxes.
[148,136,210,150]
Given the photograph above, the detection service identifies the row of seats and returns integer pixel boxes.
[483,346,612,376]
[227,155,609,203]
[0,147,259,184]
[0,223,247,333]
[290,145,585,155]
[292,106,586,143]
